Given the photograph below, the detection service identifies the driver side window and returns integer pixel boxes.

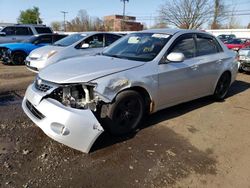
[168,34,195,59]
[82,34,104,48]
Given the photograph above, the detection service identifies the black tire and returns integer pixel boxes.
[101,90,145,135]
[213,72,231,101]
[238,65,244,73]
[12,51,26,65]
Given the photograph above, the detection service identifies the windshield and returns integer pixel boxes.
[102,33,171,62]
[53,33,87,47]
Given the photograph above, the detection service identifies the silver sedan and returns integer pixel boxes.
[22,29,238,153]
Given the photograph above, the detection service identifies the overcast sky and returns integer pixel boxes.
[0,0,250,28]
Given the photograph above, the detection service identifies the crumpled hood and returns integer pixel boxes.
[29,45,64,58]
[0,43,33,50]
[39,55,145,84]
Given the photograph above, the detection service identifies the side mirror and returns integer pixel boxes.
[81,43,90,49]
[0,32,6,36]
[166,52,185,62]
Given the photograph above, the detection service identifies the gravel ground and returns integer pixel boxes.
[0,63,250,188]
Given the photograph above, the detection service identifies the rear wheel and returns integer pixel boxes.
[12,51,26,65]
[101,90,145,135]
[213,72,231,101]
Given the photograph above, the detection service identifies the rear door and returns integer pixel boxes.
[15,27,33,42]
[193,33,225,94]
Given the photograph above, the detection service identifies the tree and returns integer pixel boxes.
[17,7,42,24]
[210,0,227,29]
[51,21,62,31]
[159,0,212,29]
[66,9,104,32]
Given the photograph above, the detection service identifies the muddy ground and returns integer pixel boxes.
[0,63,250,188]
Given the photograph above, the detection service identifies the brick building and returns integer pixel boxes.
[104,15,143,31]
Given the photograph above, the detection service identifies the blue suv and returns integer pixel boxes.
[0,33,67,65]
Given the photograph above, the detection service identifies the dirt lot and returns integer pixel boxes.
[0,63,250,188]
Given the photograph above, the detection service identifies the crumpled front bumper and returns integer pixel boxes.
[22,84,104,153]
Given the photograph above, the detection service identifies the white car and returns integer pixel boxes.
[22,29,238,153]
[25,32,122,72]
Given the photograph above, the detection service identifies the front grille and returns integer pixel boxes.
[26,100,45,120]
[35,81,52,92]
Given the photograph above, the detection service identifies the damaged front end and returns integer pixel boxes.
[22,77,104,153]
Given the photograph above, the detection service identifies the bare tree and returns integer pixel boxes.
[66,10,104,32]
[51,21,62,31]
[159,0,212,29]
[210,0,227,29]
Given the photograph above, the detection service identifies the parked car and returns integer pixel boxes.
[25,32,122,72]
[238,47,250,72]
[218,34,236,43]
[22,29,238,153]
[0,24,53,44]
[0,33,67,64]
[224,38,250,51]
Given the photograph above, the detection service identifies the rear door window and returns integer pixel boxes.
[105,34,121,46]
[15,27,32,35]
[196,34,222,56]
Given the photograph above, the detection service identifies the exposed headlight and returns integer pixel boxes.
[49,83,97,110]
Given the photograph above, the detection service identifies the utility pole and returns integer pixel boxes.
[61,11,68,32]
[121,0,129,31]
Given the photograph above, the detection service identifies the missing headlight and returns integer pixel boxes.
[48,84,96,110]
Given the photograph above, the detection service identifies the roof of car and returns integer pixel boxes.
[138,28,207,35]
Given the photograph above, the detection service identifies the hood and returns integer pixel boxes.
[39,55,145,84]
[29,45,64,59]
[0,43,34,50]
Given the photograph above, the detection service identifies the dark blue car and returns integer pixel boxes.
[0,33,67,65]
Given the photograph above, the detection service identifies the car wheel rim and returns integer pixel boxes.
[215,74,230,98]
[114,98,142,129]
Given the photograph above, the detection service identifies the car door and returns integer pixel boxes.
[15,27,33,42]
[0,26,16,43]
[158,33,204,108]
[194,33,225,94]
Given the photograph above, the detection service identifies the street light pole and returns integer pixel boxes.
[121,0,129,31]
[61,11,68,32]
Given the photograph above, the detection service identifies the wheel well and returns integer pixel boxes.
[123,86,152,114]
[12,50,27,56]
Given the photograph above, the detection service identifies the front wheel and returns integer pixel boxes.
[12,51,26,65]
[213,72,231,101]
[101,90,145,135]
